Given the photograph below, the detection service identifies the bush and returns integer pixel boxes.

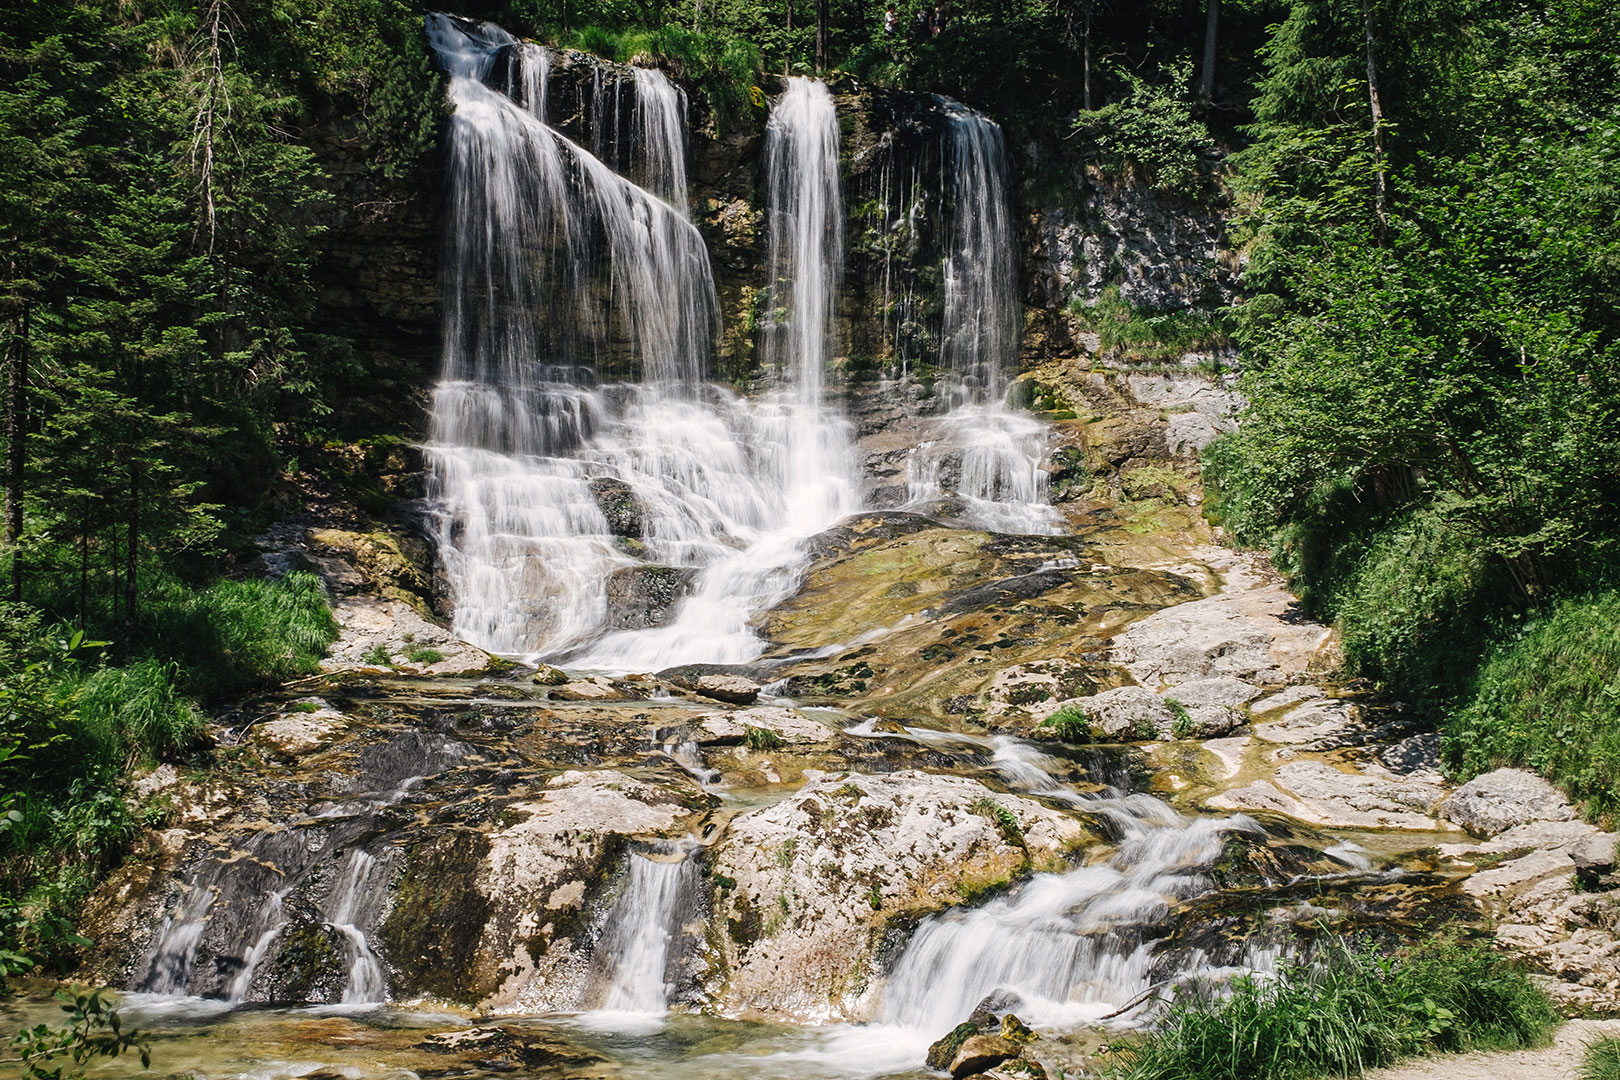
[1071,60,1214,194]
[1444,590,1620,823]
[1108,938,1558,1080]
[743,725,784,750]
[1071,286,1230,364]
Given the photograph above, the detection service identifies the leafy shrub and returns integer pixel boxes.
[1444,590,1620,823]
[1038,704,1092,744]
[1071,60,1214,194]
[405,647,445,665]
[1166,699,1193,739]
[1108,938,1558,1080]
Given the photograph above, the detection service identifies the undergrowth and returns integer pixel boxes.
[1038,704,1092,744]
[1444,590,1620,824]
[1071,286,1229,364]
[1583,1036,1620,1080]
[1108,938,1558,1080]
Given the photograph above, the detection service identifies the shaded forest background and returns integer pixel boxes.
[1,0,1617,982]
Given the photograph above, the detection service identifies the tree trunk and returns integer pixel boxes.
[1362,0,1389,238]
[4,304,27,603]
[815,0,829,73]
[1083,0,1093,110]
[125,461,139,627]
[1199,0,1218,100]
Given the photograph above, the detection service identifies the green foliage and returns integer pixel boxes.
[362,643,392,666]
[10,987,150,1080]
[1108,938,1559,1080]
[1444,591,1620,824]
[1582,1037,1620,1080]
[1038,704,1092,744]
[744,725,785,750]
[1166,698,1193,739]
[969,796,1024,846]
[405,646,445,665]
[74,662,205,772]
[1071,287,1230,364]
[1072,61,1214,194]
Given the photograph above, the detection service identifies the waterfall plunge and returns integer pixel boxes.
[586,845,703,1019]
[906,98,1060,536]
[425,20,855,666]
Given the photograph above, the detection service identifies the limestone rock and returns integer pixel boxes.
[550,677,638,702]
[708,770,1089,1020]
[694,673,761,705]
[928,1022,980,1071]
[1571,835,1617,886]
[1163,676,1263,709]
[1058,686,1174,740]
[473,770,697,1011]
[587,476,644,537]
[1211,761,1449,831]
[1441,768,1576,837]
[255,704,346,756]
[604,564,695,630]
[950,1035,1019,1078]
[695,707,832,745]
[531,664,569,686]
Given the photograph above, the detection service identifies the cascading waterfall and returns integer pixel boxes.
[878,798,1259,1030]
[631,67,689,211]
[325,850,389,1005]
[426,18,859,666]
[589,844,703,1016]
[906,97,1059,536]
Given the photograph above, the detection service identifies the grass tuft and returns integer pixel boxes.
[1038,703,1093,744]
[1108,937,1558,1080]
[1582,1036,1620,1080]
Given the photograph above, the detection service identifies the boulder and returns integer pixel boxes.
[927,1022,980,1071]
[950,1035,1019,1078]
[707,770,1089,1020]
[1572,835,1618,887]
[587,476,644,537]
[1058,686,1174,740]
[1441,768,1576,837]
[1211,761,1449,831]
[604,564,696,630]
[695,674,761,705]
[695,707,832,745]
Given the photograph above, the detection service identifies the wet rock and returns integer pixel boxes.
[987,661,1103,715]
[447,770,698,1010]
[320,594,496,676]
[1252,698,1360,747]
[695,706,832,745]
[1442,768,1576,837]
[254,700,346,756]
[531,664,569,686]
[550,677,640,702]
[708,770,1089,1020]
[928,1021,981,1071]
[950,1034,1019,1078]
[1376,732,1442,780]
[1250,684,1326,715]
[694,674,761,705]
[587,476,644,537]
[604,564,696,630]
[999,1013,1036,1042]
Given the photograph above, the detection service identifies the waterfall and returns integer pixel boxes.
[938,98,1018,401]
[906,97,1059,536]
[325,850,389,1005]
[878,799,1252,1030]
[589,845,703,1016]
[631,68,689,211]
[426,30,863,668]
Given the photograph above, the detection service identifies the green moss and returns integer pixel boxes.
[969,796,1024,846]
[380,831,494,1003]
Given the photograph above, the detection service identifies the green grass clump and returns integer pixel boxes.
[1070,286,1229,364]
[1444,589,1620,824]
[405,646,445,665]
[1582,1036,1620,1080]
[743,725,784,750]
[362,643,392,666]
[144,571,338,699]
[74,660,207,771]
[1038,704,1093,744]
[969,796,1024,846]
[1108,938,1559,1080]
